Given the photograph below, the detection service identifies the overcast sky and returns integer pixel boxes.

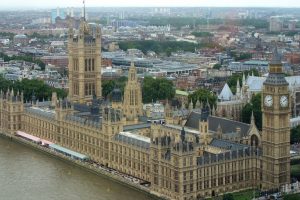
[2,0,300,9]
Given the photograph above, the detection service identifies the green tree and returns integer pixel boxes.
[142,77,175,103]
[0,52,46,70]
[241,93,262,130]
[188,88,217,109]
[223,193,234,200]
[227,69,259,94]
[191,32,213,37]
[291,125,300,144]
[0,76,67,101]
[102,80,116,99]
[118,40,222,55]
[0,32,15,40]
[235,52,252,61]
[213,63,222,70]
[102,76,128,99]
[241,103,253,123]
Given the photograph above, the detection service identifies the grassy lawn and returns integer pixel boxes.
[283,193,300,200]
[219,190,258,200]
[231,190,257,200]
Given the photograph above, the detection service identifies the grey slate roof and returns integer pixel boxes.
[124,123,151,131]
[210,138,249,151]
[208,116,251,137]
[114,132,150,149]
[25,107,55,119]
[218,83,234,101]
[184,111,202,129]
[185,112,251,137]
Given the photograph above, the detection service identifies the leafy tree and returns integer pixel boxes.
[118,40,222,55]
[291,125,300,144]
[241,93,262,130]
[102,77,128,99]
[227,69,259,94]
[0,32,15,40]
[142,77,175,103]
[213,64,222,70]
[223,193,234,200]
[102,80,116,99]
[235,52,252,61]
[188,88,217,109]
[241,103,253,123]
[191,32,213,37]
[0,52,46,70]
[0,76,67,101]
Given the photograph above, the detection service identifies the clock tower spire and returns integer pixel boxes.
[261,46,290,190]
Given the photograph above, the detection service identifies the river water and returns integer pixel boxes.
[0,137,153,200]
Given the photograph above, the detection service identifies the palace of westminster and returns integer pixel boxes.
[0,19,291,200]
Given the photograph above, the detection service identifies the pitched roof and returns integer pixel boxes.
[218,83,233,101]
[246,75,300,92]
[210,138,249,151]
[246,75,265,92]
[114,131,150,149]
[208,116,251,137]
[184,112,251,137]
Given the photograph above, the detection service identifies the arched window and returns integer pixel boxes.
[251,134,259,147]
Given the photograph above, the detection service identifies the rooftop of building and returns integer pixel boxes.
[114,131,150,149]
[218,83,234,101]
[185,111,252,137]
[210,138,249,151]
[246,75,300,91]
[164,124,199,135]
[25,105,56,119]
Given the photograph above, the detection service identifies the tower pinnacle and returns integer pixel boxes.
[83,0,86,21]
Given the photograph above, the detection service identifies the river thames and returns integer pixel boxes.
[0,137,153,200]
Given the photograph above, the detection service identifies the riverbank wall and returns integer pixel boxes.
[0,132,164,200]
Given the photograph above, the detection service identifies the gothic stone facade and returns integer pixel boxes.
[0,21,291,200]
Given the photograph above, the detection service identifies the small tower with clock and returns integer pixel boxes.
[261,47,290,190]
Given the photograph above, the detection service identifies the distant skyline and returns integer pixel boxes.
[1,0,300,10]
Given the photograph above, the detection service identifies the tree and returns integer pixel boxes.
[213,64,222,70]
[241,103,253,123]
[227,69,259,94]
[191,32,213,37]
[188,88,217,109]
[142,77,175,103]
[102,80,116,99]
[102,77,128,99]
[223,193,234,200]
[291,125,300,144]
[118,40,222,55]
[235,52,252,61]
[0,52,46,70]
[241,93,262,130]
[0,76,67,101]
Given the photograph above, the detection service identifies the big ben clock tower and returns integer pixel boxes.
[262,47,290,190]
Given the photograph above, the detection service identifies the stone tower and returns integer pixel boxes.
[102,107,123,167]
[123,62,143,123]
[68,18,102,104]
[0,89,24,134]
[261,47,290,190]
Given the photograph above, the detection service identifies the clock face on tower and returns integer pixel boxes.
[264,95,273,107]
[280,95,288,108]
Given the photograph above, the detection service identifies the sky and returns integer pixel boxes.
[2,0,300,9]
